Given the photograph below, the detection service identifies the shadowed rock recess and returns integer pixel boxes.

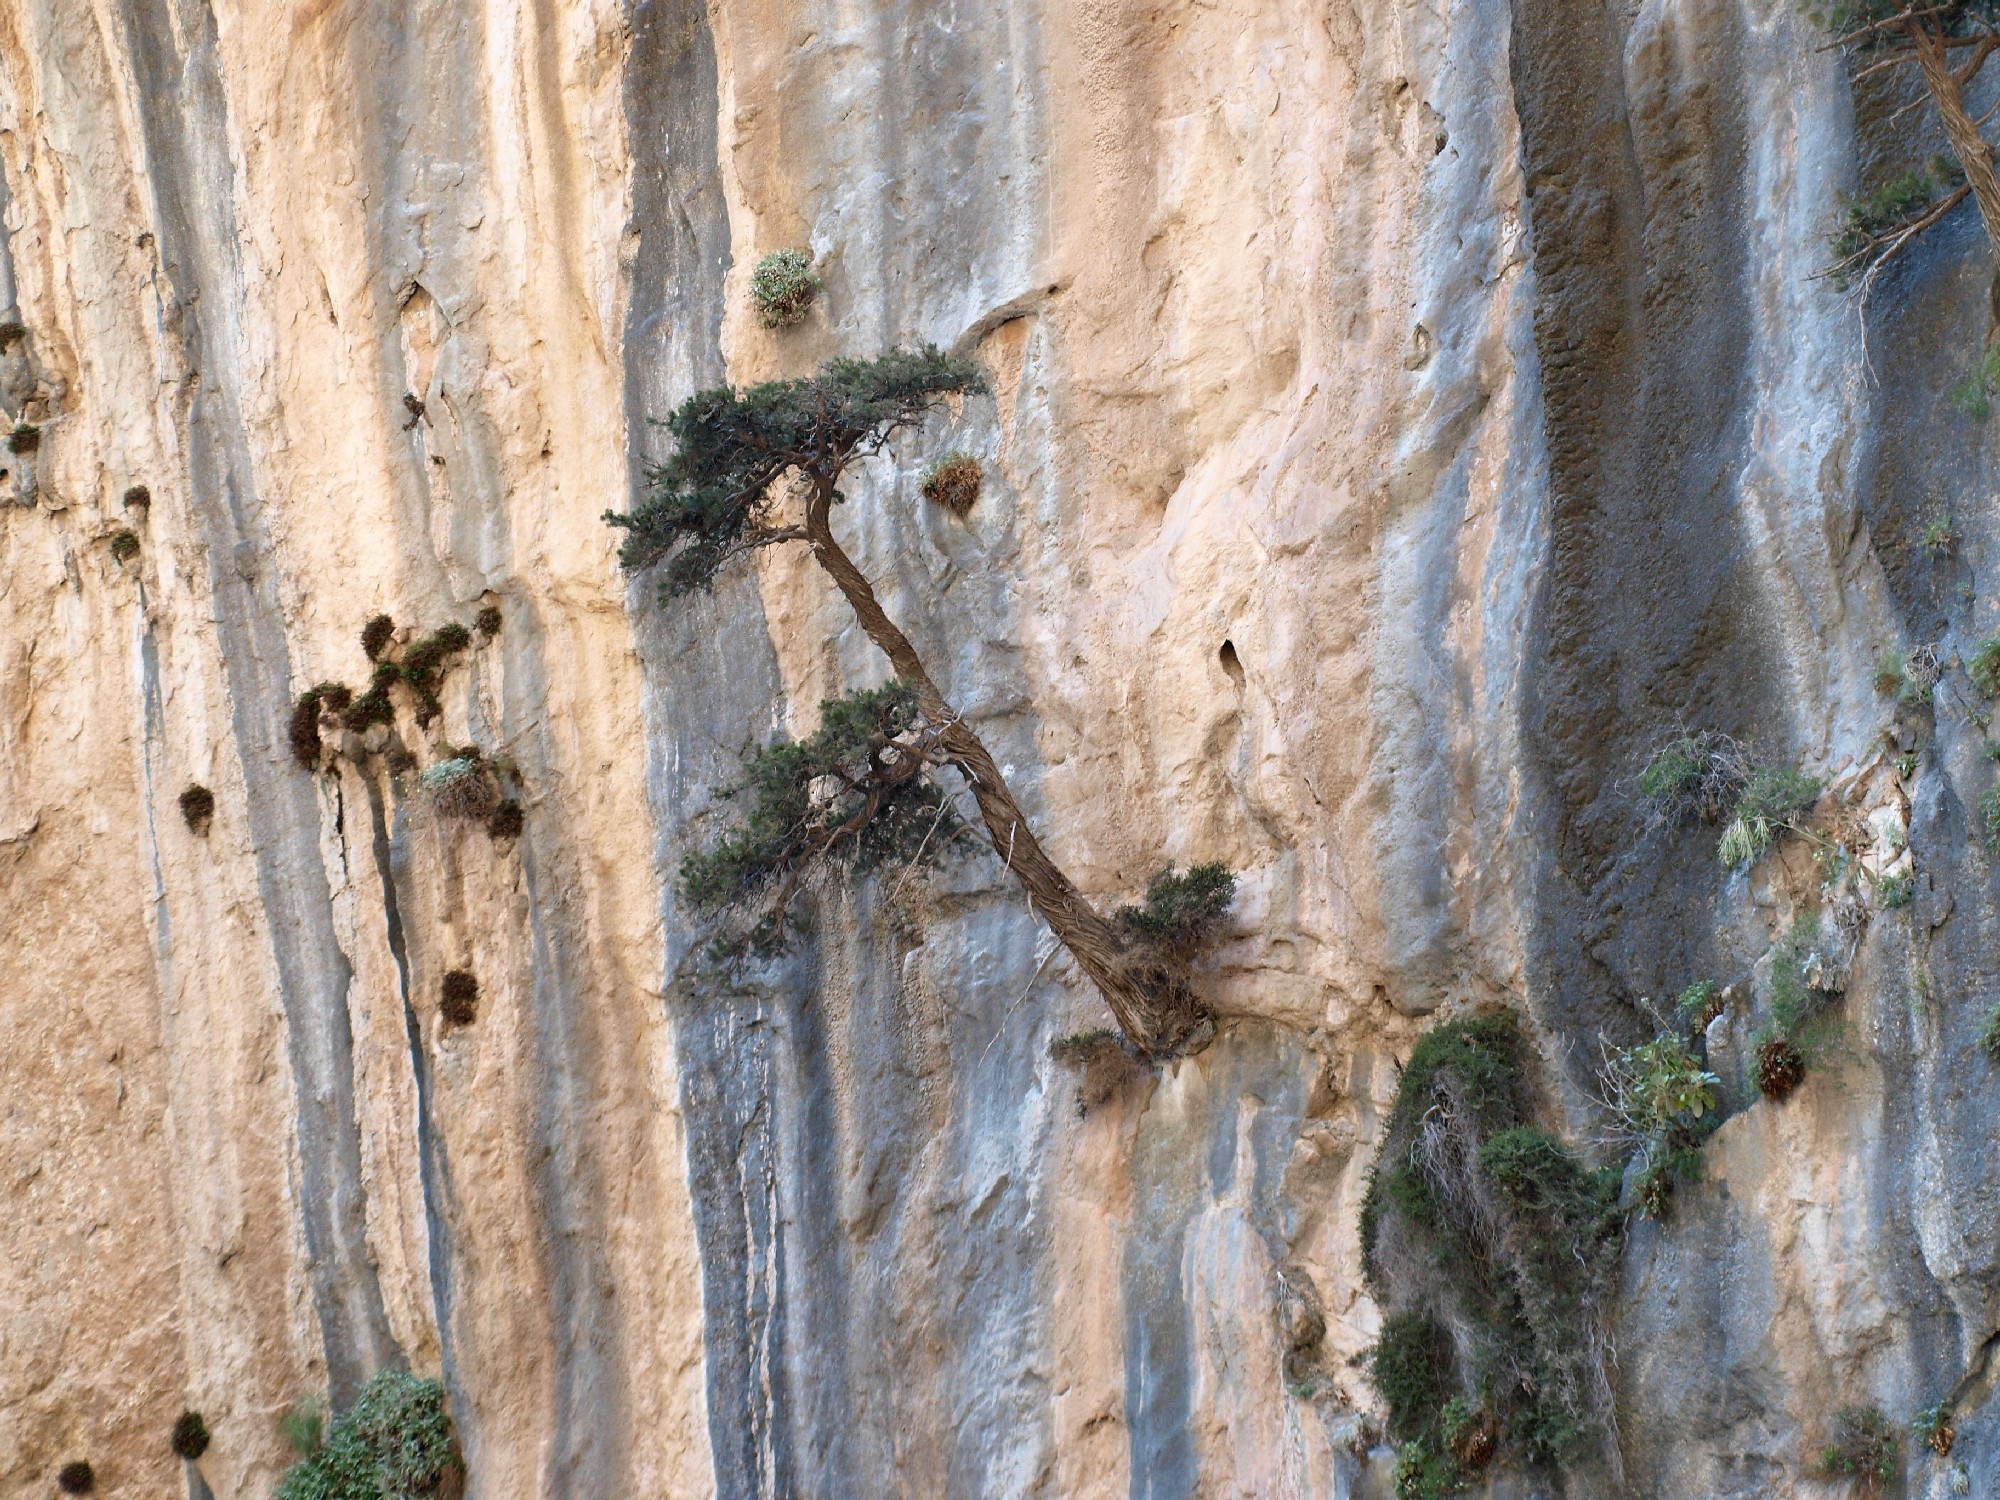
[4,1,1998,1497]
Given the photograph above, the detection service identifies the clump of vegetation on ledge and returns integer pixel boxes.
[178,784,215,835]
[919,452,982,517]
[1638,731,1821,871]
[109,528,141,563]
[170,1410,211,1460]
[275,1370,461,1500]
[749,247,819,328]
[1600,1026,1720,1218]
[1361,1011,1622,1493]
[56,1460,93,1494]
[1809,1404,1899,1494]
[1754,911,1849,1102]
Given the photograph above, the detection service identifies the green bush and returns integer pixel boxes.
[1719,764,1820,870]
[274,1371,460,1500]
[1874,648,1932,705]
[1372,1315,1457,1444]
[1116,863,1237,960]
[1392,1436,1468,1500]
[1979,1004,2000,1063]
[749,248,819,328]
[1639,732,1748,823]
[1607,1036,1719,1141]
[1922,516,1959,557]
[1913,1402,1956,1457]
[9,421,40,454]
[360,614,396,661]
[1360,1011,1620,1473]
[109,528,141,562]
[1982,784,2000,853]
[279,1395,325,1456]
[1810,1404,1898,1492]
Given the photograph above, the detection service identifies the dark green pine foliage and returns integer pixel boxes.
[274,1371,461,1500]
[1360,1010,1622,1486]
[1116,863,1237,961]
[605,347,985,596]
[680,681,971,955]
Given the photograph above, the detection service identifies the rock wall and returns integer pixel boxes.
[0,1,1995,1497]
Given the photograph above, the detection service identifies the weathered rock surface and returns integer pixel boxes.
[1,1,1996,1497]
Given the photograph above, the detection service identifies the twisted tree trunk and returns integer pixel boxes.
[801,474,1211,1057]
[1910,24,2000,255]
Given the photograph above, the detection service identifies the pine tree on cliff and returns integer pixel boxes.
[606,347,1231,1058]
[1816,0,2000,291]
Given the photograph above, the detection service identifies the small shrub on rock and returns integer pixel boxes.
[171,1409,211,1460]
[1720,764,1821,869]
[1811,1404,1898,1493]
[56,1460,93,1493]
[1913,1403,1955,1458]
[9,422,40,454]
[1979,1004,2000,1063]
[1756,1038,1805,1101]
[274,1370,460,1500]
[278,1395,325,1456]
[109,529,141,562]
[1675,979,1723,1032]
[360,614,396,661]
[178,784,215,835]
[291,690,330,767]
[749,247,818,328]
[1360,1011,1620,1479]
[487,800,524,839]
[419,756,497,821]
[1639,731,1749,823]
[919,452,982,517]
[123,484,151,509]
[475,604,502,638]
[441,970,478,1026]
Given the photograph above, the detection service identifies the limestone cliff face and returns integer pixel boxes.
[1,2,1995,1498]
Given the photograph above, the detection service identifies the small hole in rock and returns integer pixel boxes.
[1219,640,1245,686]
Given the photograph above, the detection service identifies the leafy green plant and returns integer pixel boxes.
[1970,633,2000,697]
[1983,783,2000,853]
[9,421,40,454]
[1115,863,1237,959]
[1391,1435,1468,1500]
[1875,647,1935,705]
[1877,871,1912,908]
[109,528,141,562]
[475,604,502,637]
[1675,979,1723,1031]
[1606,1036,1719,1142]
[919,452,983,517]
[1923,516,1959,555]
[749,247,818,328]
[1979,1003,2000,1062]
[1810,1404,1898,1493]
[274,1371,461,1500]
[171,1410,211,1460]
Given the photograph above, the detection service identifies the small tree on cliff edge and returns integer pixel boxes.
[607,347,1228,1058]
[1815,1,2000,290]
